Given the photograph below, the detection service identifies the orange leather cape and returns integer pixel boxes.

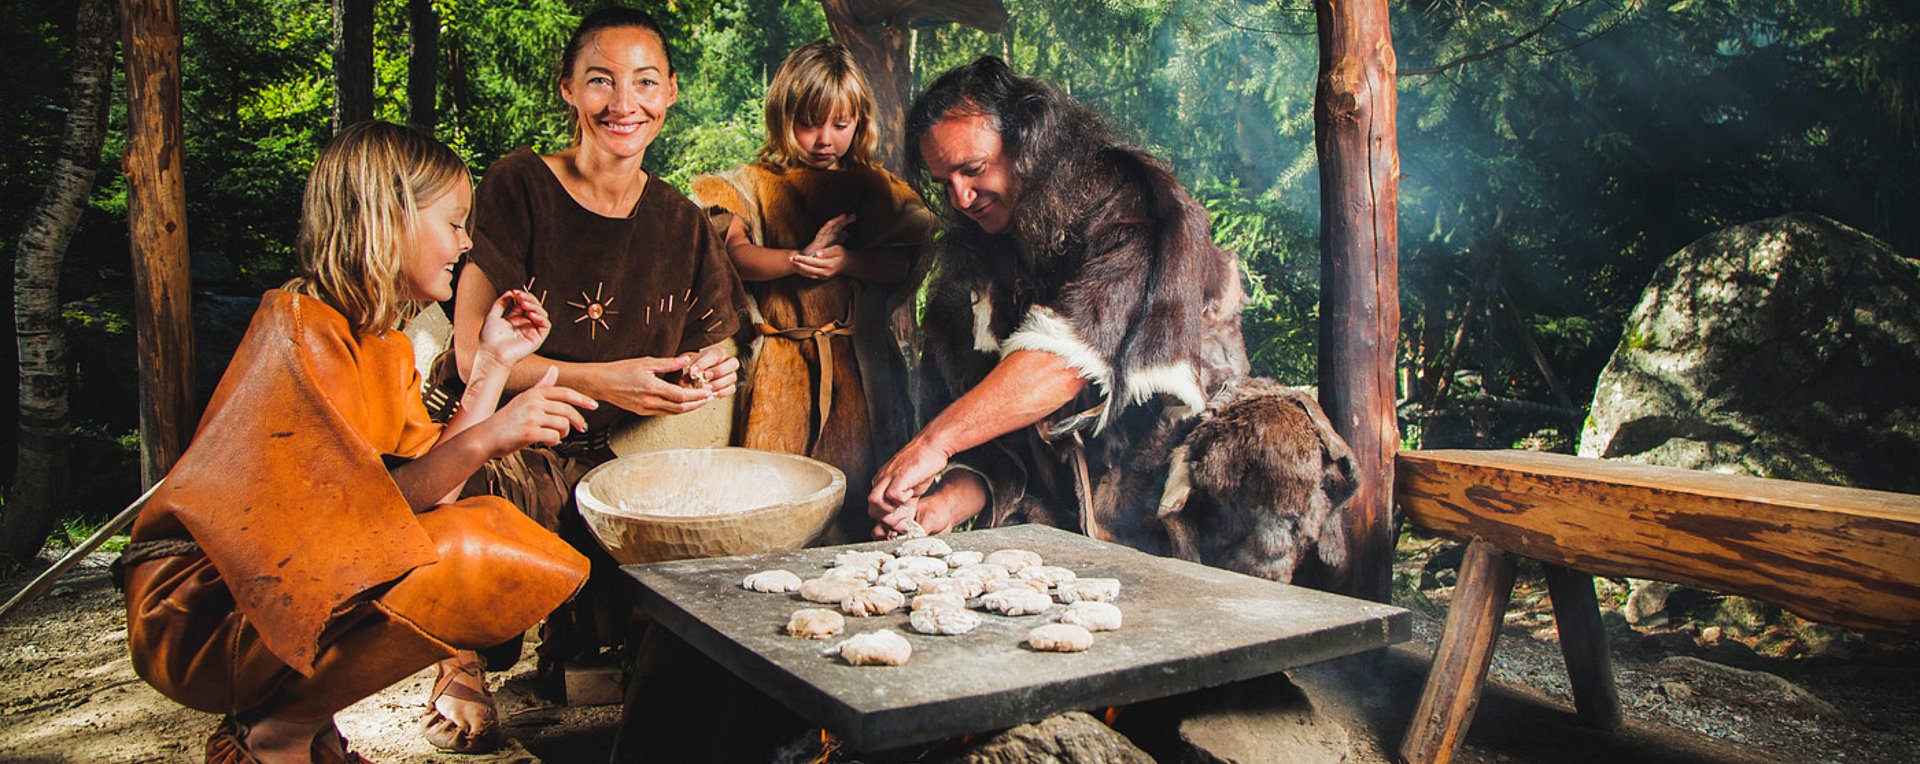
[134,290,485,674]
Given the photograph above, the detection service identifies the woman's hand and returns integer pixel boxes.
[476,366,595,458]
[596,355,722,416]
[473,290,550,370]
[682,344,741,399]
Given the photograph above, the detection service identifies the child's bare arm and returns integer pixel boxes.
[722,215,803,281]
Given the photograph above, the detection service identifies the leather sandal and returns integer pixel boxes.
[205,718,262,764]
[205,718,373,764]
[420,656,503,753]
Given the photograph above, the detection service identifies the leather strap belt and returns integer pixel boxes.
[757,318,857,450]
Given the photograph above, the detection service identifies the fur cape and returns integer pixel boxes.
[920,148,1355,583]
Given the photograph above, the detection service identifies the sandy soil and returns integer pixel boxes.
[3,547,1914,763]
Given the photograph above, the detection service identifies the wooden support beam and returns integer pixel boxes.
[120,0,195,487]
[1543,564,1620,730]
[1400,539,1516,764]
[1397,449,1920,634]
[1313,0,1401,603]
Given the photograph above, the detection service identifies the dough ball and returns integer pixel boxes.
[946,551,985,568]
[881,556,948,577]
[985,577,1049,595]
[786,608,845,639]
[911,593,967,611]
[837,629,912,666]
[909,606,983,636]
[950,563,1011,582]
[981,588,1053,616]
[840,586,906,617]
[1055,577,1121,603]
[1016,565,1078,588]
[741,570,802,593]
[1027,623,1094,652]
[921,577,984,600]
[985,549,1043,573]
[1058,601,1123,632]
[800,576,866,604]
[895,517,929,538]
[833,550,894,570]
[875,570,934,593]
[894,537,952,558]
[823,564,878,583]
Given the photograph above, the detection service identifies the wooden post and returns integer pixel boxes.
[1543,564,1622,730]
[1401,539,1516,764]
[1313,0,1400,603]
[120,0,195,488]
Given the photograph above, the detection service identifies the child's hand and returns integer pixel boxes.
[480,366,595,457]
[790,244,848,280]
[476,290,549,369]
[800,214,855,258]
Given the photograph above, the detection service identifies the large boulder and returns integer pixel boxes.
[1579,212,1920,493]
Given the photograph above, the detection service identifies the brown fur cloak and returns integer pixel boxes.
[692,163,935,540]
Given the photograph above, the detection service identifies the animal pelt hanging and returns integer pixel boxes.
[1158,378,1358,586]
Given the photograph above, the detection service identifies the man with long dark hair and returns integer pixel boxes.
[870,57,1354,584]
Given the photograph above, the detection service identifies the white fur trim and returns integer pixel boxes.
[1122,362,1206,414]
[970,290,1000,354]
[1002,306,1113,398]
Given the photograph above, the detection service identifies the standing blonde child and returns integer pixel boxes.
[121,121,591,763]
[693,40,935,541]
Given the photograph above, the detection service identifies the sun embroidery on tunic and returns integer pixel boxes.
[568,281,619,339]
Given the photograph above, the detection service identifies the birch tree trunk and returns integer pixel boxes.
[3,0,118,564]
[1314,0,1401,603]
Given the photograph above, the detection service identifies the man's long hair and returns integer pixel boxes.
[906,56,1132,260]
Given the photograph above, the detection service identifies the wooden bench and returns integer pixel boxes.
[1393,449,1920,764]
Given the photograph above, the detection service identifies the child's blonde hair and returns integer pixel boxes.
[759,41,879,169]
[286,121,471,335]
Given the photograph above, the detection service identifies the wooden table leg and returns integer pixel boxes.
[1400,539,1518,764]
[1544,564,1622,730]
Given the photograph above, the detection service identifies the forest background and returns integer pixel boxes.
[0,0,1914,563]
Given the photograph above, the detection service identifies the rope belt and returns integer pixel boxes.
[111,537,203,589]
[757,318,857,449]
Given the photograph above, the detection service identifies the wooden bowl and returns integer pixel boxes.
[575,447,844,565]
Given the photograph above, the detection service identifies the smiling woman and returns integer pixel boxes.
[419,6,749,755]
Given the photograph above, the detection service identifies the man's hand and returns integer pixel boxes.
[869,437,950,527]
[870,469,987,539]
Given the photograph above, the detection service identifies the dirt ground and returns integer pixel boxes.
[2,546,1915,763]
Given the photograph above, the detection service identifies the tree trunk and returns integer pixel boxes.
[1313,0,1400,603]
[121,0,195,489]
[332,0,374,133]
[821,0,914,176]
[407,0,436,133]
[3,0,117,565]
[818,0,1007,176]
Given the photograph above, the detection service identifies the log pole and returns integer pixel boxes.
[1313,0,1400,603]
[1400,539,1516,764]
[120,0,195,487]
[1543,564,1622,730]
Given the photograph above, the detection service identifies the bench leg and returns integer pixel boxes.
[1400,539,1517,764]
[1544,564,1622,730]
